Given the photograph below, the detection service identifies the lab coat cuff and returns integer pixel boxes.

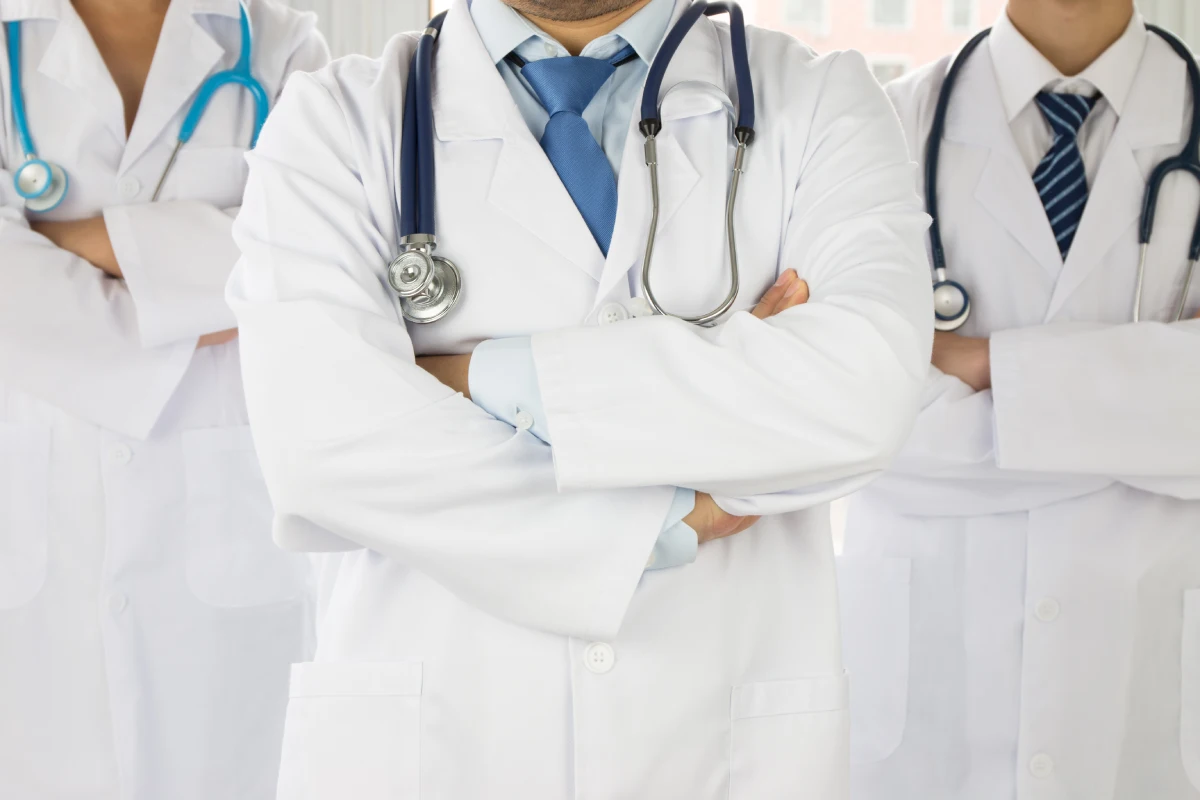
[104,203,239,349]
[468,337,552,442]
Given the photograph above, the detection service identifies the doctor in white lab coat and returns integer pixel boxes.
[228,0,933,796]
[840,1,1200,798]
[0,1,327,798]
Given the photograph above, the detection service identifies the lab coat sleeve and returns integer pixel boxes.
[104,22,331,349]
[990,320,1200,500]
[0,178,197,439]
[857,366,1114,517]
[529,51,932,500]
[227,71,677,640]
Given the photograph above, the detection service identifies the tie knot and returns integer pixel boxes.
[520,44,635,117]
[1035,91,1100,139]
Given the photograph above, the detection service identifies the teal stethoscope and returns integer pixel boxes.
[927,24,1200,329]
[5,1,268,212]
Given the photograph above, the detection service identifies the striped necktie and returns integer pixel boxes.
[1033,91,1101,260]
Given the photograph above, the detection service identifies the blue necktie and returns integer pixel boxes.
[1033,91,1100,260]
[521,45,635,255]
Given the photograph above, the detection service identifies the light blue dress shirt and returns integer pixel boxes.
[467,0,698,572]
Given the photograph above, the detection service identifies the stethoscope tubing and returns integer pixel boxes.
[928,24,1200,324]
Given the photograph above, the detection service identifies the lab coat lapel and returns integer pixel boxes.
[597,12,723,303]
[30,2,126,147]
[947,44,1063,282]
[433,0,605,282]
[120,0,232,173]
[1045,40,1187,319]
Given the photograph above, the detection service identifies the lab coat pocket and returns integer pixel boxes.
[837,556,911,764]
[182,426,306,608]
[168,145,250,207]
[277,661,422,800]
[1182,589,1200,788]
[729,673,850,800]
[0,423,50,608]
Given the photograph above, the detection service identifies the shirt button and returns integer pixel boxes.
[584,642,615,674]
[1029,753,1055,778]
[118,176,141,199]
[628,297,655,318]
[645,549,658,569]
[1035,598,1061,623]
[598,302,630,326]
[544,42,557,57]
[108,593,129,615]
[515,409,535,431]
[108,443,133,465]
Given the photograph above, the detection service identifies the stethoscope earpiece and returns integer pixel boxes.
[14,159,69,213]
[932,278,970,332]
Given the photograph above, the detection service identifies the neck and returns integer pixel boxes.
[520,0,654,55]
[1006,0,1134,76]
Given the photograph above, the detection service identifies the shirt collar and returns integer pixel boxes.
[470,0,674,65]
[989,9,1147,122]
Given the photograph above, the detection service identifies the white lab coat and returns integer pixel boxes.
[0,1,328,798]
[227,0,933,796]
[841,34,1200,800]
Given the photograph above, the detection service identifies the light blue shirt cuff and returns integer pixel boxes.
[469,338,697,572]
[468,336,552,442]
[646,488,698,571]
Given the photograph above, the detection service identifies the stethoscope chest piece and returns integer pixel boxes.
[932,271,970,331]
[14,158,67,212]
[389,241,462,324]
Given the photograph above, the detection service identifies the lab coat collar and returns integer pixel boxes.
[120,0,235,172]
[1046,33,1189,317]
[0,0,57,22]
[943,33,1186,289]
[989,10,1146,122]
[433,0,722,285]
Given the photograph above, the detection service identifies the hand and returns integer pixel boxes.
[416,354,472,398]
[197,329,238,349]
[30,217,121,277]
[684,492,760,545]
[752,269,809,320]
[932,331,991,391]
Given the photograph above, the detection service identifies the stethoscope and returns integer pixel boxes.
[4,1,268,213]
[389,1,755,325]
[926,24,1200,331]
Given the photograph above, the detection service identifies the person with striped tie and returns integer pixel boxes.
[839,1,1200,799]
[225,0,935,796]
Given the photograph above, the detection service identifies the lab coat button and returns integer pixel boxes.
[1029,753,1055,778]
[584,642,615,674]
[118,176,141,199]
[108,443,133,465]
[1035,598,1060,623]
[515,409,535,431]
[598,303,630,325]
[108,593,128,615]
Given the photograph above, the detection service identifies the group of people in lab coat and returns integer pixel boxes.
[1,0,1195,798]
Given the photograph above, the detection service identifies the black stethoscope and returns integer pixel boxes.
[387,1,756,325]
[927,24,1200,330]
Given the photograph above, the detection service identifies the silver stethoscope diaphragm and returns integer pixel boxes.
[388,242,462,324]
[932,268,971,331]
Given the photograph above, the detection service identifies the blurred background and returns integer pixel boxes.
[290,0,1198,67]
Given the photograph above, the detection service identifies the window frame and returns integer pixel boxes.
[943,0,977,33]
[782,0,832,36]
[866,0,914,31]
